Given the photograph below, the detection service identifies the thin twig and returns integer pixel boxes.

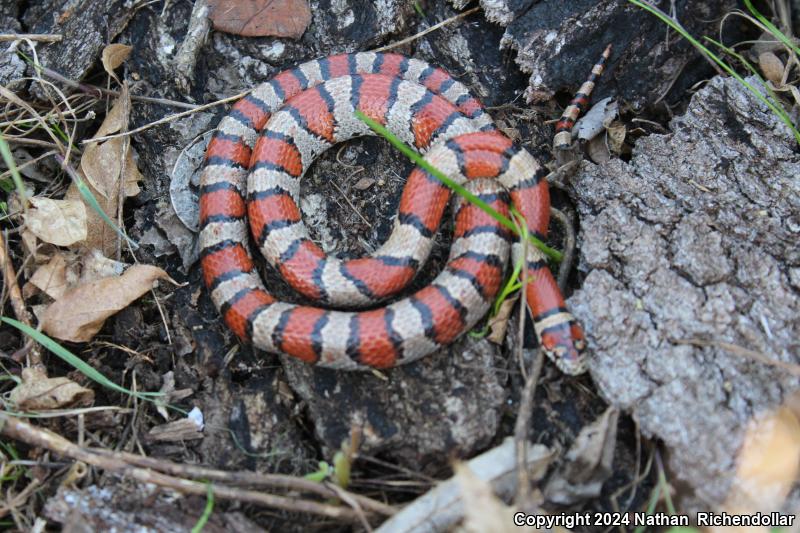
[371,7,481,52]
[516,225,530,380]
[330,180,373,228]
[0,149,58,183]
[0,85,66,152]
[512,214,545,506]
[0,413,365,521]
[0,231,43,368]
[88,448,396,517]
[324,482,373,531]
[37,64,199,109]
[0,138,61,149]
[514,348,545,508]
[0,33,62,43]
[0,477,43,519]
[81,90,249,144]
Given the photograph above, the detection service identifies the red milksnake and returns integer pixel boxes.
[199,51,607,374]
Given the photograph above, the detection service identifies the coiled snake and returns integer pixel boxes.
[199,51,608,374]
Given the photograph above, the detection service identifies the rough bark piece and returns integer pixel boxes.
[450,0,536,26]
[0,2,25,89]
[282,336,507,468]
[307,0,414,51]
[418,2,529,109]
[22,0,134,90]
[500,0,739,109]
[567,75,800,507]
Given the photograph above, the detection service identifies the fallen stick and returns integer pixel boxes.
[0,33,62,42]
[88,447,396,517]
[0,413,362,522]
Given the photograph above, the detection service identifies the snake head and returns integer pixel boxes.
[541,320,588,376]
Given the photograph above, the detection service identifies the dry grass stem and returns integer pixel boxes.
[82,91,250,144]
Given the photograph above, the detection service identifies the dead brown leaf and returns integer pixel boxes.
[208,0,311,39]
[24,197,87,246]
[20,229,41,261]
[81,139,142,200]
[73,91,142,256]
[29,252,69,300]
[353,176,375,190]
[101,43,132,80]
[65,181,118,257]
[79,248,126,283]
[587,135,611,164]
[41,264,173,342]
[80,94,142,199]
[486,297,517,344]
[758,51,784,86]
[606,121,627,154]
[9,367,94,411]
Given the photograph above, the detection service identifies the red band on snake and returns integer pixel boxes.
[199,52,587,374]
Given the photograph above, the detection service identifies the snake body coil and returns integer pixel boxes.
[199,52,587,373]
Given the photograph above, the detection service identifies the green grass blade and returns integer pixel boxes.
[628,0,800,145]
[55,154,140,250]
[354,111,563,261]
[491,208,530,315]
[191,482,215,533]
[743,0,800,57]
[1,317,161,399]
[0,134,28,211]
[304,461,331,482]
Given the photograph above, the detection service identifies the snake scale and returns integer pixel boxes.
[199,50,609,374]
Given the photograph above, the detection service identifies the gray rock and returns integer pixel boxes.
[567,75,800,506]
